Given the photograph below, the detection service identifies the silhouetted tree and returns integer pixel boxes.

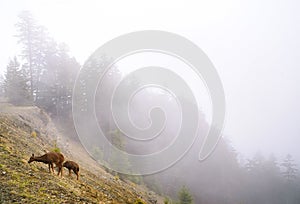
[74,54,115,115]
[4,57,30,105]
[36,42,80,118]
[15,11,40,98]
[15,11,80,118]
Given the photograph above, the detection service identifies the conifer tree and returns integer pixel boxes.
[281,154,298,182]
[4,57,30,105]
[177,186,193,204]
[0,74,5,97]
[15,11,39,98]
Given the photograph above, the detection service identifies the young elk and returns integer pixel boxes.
[63,161,80,180]
[28,152,64,176]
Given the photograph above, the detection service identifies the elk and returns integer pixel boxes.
[28,152,64,176]
[63,161,80,180]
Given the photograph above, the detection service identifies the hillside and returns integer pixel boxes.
[0,103,161,204]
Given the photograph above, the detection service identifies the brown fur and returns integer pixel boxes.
[63,161,79,180]
[28,152,64,176]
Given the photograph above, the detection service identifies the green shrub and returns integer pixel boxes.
[164,197,171,204]
[31,131,37,137]
[51,140,60,153]
[177,186,193,204]
[134,198,146,204]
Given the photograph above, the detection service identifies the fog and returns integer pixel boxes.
[0,0,300,203]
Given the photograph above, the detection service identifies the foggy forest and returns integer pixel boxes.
[1,2,300,204]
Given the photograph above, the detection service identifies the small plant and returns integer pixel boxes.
[134,198,146,204]
[114,174,120,181]
[164,197,171,204]
[51,140,60,153]
[31,131,37,137]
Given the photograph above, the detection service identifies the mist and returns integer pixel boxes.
[0,0,300,203]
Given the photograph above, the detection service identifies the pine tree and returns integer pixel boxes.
[73,54,114,115]
[15,11,80,116]
[0,74,5,97]
[245,159,256,172]
[4,57,30,105]
[15,10,39,98]
[37,42,80,117]
[53,43,80,117]
[107,129,131,178]
[281,154,298,182]
[177,186,193,204]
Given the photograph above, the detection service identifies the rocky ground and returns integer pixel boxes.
[0,104,161,203]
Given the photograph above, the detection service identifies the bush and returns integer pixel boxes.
[51,140,60,153]
[134,198,146,204]
[164,197,171,204]
[31,131,37,138]
[177,186,193,204]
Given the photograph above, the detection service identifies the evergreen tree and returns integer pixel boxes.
[177,186,193,204]
[73,54,114,115]
[53,44,80,117]
[4,57,30,105]
[37,42,80,118]
[15,11,80,117]
[281,154,298,182]
[245,158,256,172]
[0,74,5,97]
[15,10,39,98]
[107,129,131,178]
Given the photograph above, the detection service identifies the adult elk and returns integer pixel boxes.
[28,152,64,176]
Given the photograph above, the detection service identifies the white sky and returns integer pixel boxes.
[0,0,299,162]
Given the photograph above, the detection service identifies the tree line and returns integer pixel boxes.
[145,139,300,204]
[0,11,80,120]
[0,11,299,204]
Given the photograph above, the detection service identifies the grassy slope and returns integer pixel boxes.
[0,104,160,204]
